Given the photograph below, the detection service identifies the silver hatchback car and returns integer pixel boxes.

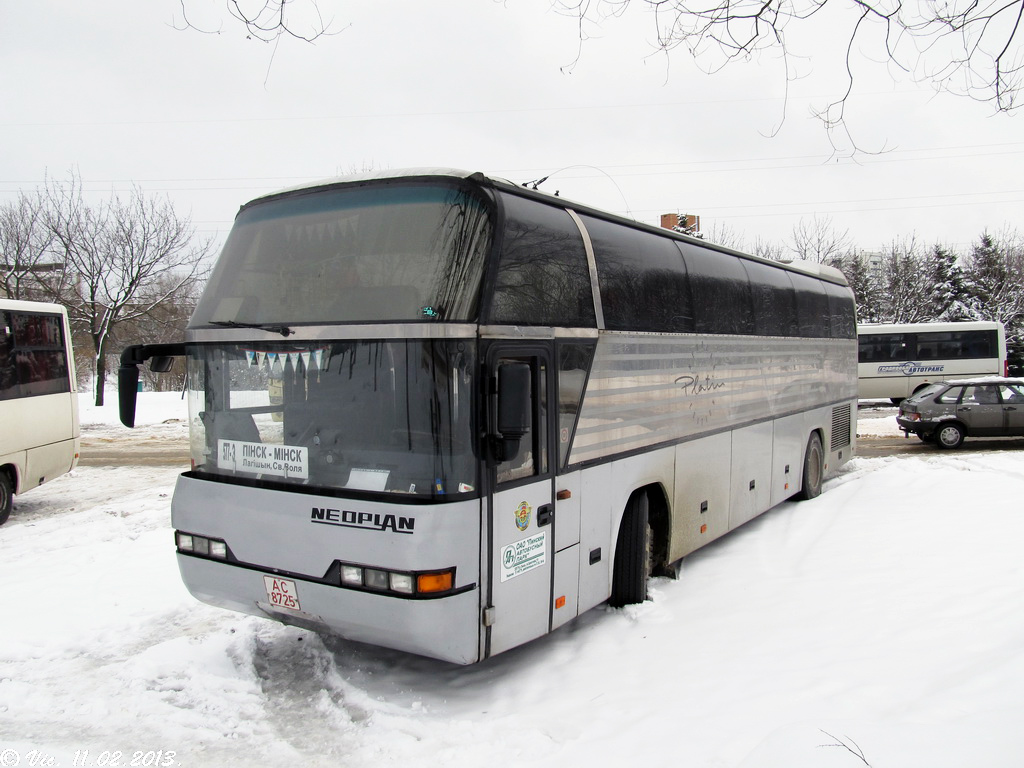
[897,377,1024,448]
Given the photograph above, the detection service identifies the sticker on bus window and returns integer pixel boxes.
[500,531,547,582]
[346,468,390,491]
[218,439,308,480]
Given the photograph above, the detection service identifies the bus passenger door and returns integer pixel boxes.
[486,350,555,657]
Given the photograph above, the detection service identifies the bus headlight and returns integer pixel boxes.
[176,531,229,560]
[389,573,415,594]
[340,565,364,586]
[334,562,455,597]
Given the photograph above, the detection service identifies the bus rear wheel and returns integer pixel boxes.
[795,433,823,501]
[610,491,651,607]
[0,471,13,526]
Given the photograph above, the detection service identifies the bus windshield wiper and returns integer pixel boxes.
[209,320,294,337]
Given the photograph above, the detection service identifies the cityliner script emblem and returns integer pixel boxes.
[514,501,532,531]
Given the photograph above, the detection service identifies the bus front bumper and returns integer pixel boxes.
[177,554,482,664]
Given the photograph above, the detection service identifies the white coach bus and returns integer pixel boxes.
[118,169,857,663]
[858,321,1007,403]
[1,299,80,525]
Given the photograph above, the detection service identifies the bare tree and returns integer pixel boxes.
[752,236,786,261]
[702,220,748,249]
[175,0,339,42]
[879,235,930,322]
[44,174,212,406]
[0,189,56,300]
[556,0,1024,149]
[174,2,1020,148]
[787,214,852,264]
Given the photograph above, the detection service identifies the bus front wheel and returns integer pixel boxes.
[0,471,13,526]
[610,492,651,607]
[795,433,824,501]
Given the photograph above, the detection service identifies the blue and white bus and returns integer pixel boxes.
[858,321,1007,403]
[119,169,857,663]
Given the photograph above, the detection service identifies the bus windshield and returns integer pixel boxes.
[187,339,477,498]
[191,182,493,327]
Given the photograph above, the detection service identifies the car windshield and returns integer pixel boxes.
[186,339,477,498]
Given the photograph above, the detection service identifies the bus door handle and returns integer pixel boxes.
[537,504,553,527]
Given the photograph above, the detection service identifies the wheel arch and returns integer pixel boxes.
[0,462,20,494]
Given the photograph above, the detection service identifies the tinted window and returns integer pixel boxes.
[679,243,754,335]
[557,342,595,467]
[583,215,693,333]
[488,195,596,327]
[859,333,911,363]
[741,260,797,337]
[0,311,70,401]
[495,356,549,484]
[823,281,857,339]
[916,330,997,360]
[790,273,830,338]
[192,182,492,326]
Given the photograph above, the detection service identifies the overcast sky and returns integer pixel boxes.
[2,0,1021,257]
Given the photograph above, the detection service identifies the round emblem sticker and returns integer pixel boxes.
[514,501,532,531]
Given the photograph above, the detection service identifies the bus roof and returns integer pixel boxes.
[858,320,1004,334]
[0,298,69,315]
[241,168,850,288]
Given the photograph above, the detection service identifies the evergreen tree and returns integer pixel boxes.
[924,244,969,321]
[963,230,1024,327]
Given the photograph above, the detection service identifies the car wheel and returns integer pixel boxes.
[0,471,13,526]
[936,423,965,449]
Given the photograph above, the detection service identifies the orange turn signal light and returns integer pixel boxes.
[417,571,454,593]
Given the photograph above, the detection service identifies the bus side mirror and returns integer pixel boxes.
[149,355,175,373]
[118,365,140,427]
[496,362,532,462]
[118,343,186,428]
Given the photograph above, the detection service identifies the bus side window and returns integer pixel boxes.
[0,313,13,399]
[679,243,755,335]
[557,343,595,468]
[488,194,596,328]
[582,214,694,333]
[496,358,548,484]
[789,273,830,339]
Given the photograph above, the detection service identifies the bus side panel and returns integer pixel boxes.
[728,422,774,530]
[669,432,731,562]
[858,366,912,400]
[771,412,812,507]
[171,475,483,664]
[1,392,78,493]
[551,469,583,631]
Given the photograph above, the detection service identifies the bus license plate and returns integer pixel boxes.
[263,576,301,611]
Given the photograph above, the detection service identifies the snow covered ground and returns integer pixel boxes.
[3,397,1024,767]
